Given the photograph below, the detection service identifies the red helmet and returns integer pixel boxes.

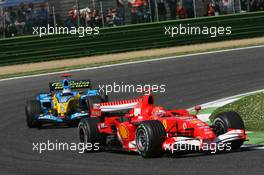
[151,107,166,117]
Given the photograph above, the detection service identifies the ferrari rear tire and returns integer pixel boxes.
[136,120,166,158]
[25,100,41,128]
[213,111,245,149]
[78,117,106,152]
[99,88,109,102]
[86,95,103,114]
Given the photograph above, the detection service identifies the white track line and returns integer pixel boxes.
[242,144,264,150]
[0,45,263,82]
[189,89,264,123]
[188,89,264,111]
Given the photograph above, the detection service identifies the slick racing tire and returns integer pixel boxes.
[25,100,41,128]
[99,88,109,102]
[78,117,106,152]
[67,120,80,127]
[213,111,245,150]
[86,95,104,114]
[136,120,166,158]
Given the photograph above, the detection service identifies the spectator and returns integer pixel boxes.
[104,10,111,26]
[137,0,147,23]
[13,3,26,35]
[37,3,48,27]
[249,0,258,11]
[258,0,264,10]
[80,9,87,27]
[184,0,194,18]
[177,3,186,19]
[86,9,94,27]
[240,0,249,11]
[92,9,102,27]
[104,8,123,27]
[222,0,233,14]
[116,0,125,24]
[4,7,17,36]
[4,7,14,24]
[79,7,105,27]
[214,0,221,15]
[111,8,122,26]
[208,2,216,16]
[66,5,78,28]
[158,0,167,21]
[70,5,78,26]
[166,0,178,20]
[250,0,264,11]
[130,6,138,24]
[1,2,50,37]
[17,3,26,23]
[24,3,37,34]
[148,0,156,22]
[128,0,146,24]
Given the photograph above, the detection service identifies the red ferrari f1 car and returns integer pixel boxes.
[78,93,246,158]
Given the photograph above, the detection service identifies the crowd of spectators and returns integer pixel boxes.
[127,0,195,22]
[0,2,49,37]
[1,0,263,37]
[66,5,124,28]
[128,0,152,23]
[64,0,264,28]
[105,7,124,26]
[205,0,235,16]
[247,0,264,11]
[206,0,264,17]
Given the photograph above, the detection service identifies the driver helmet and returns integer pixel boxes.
[151,107,166,117]
[62,79,71,94]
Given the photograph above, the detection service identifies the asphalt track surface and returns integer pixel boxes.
[0,47,264,175]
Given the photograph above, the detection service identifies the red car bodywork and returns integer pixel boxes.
[89,93,246,154]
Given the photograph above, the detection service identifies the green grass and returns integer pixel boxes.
[245,131,264,144]
[210,92,264,131]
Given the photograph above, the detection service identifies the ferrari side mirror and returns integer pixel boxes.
[195,105,201,115]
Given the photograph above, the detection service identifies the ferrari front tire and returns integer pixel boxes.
[136,120,166,158]
[25,100,41,128]
[213,111,245,149]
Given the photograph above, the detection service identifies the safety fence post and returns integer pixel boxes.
[100,1,105,28]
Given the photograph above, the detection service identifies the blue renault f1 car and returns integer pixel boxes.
[25,75,108,128]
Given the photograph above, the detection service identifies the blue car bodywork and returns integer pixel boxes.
[35,89,100,125]
[25,77,105,127]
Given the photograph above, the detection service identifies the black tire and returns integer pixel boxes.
[99,88,109,102]
[67,119,81,127]
[213,111,245,149]
[136,120,166,158]
[25,100,41,128]
[86,95,103,114]
[78,117,106,152]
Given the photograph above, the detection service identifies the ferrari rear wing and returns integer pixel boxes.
[49,80,91,91]
[91,93,153,116]
[91,99,139,113]
[99,99,139,112]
